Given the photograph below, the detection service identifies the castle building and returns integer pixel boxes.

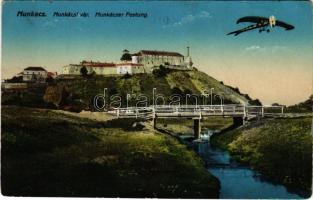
[130,47,193,73]
[22,66,47,82]
[62,61,116,75]
[116,63,145,74]
[61,47,193,75]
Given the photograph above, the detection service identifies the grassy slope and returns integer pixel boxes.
[53,70,249,108]
[211,117,312,197]
[185,71,248,104]
[1,106,219,198]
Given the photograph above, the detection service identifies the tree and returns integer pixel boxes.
[43,85,69,108]
[80,66,88,76]
[171,87,183,95]
[249,99,262,106]
[46,76,54,83]
[7,76,23,83]
[120,52,132,61]
[152,65,170,77]
[122,72,132,79]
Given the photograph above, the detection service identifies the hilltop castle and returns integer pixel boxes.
[62,47,193,75]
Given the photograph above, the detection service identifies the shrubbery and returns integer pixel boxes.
[152,65,171,77]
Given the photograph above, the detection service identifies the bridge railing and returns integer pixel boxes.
[110,105,284,118]
[115,107,154,118]
[263,106,284,116]
[245,105,284,116]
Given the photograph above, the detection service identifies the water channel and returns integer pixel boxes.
[180,131,302,199]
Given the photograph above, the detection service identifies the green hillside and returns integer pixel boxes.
[43,69,251,110]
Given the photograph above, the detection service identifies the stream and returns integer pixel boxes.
[180,131,302,199]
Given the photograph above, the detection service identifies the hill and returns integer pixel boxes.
[42,69,252,111]
[285,95,313,113]
[2,106,220,197]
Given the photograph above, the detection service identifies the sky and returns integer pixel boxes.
[2,1,312,105]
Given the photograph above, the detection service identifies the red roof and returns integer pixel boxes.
[47,72,57,77]
[81,61,116,68]
[90,63,116,68]
[116,63,144,67]
[136,50,183,57]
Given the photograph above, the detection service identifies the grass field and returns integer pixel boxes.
[1,106,220,198]
[211,117,312,197]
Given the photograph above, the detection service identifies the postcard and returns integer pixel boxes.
[1,0,312,199]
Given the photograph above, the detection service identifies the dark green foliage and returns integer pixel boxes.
[120,53,132,61]
[122,72,132,79]
[80,66,88,76]
[6,76,23,83]
[2,84,49,108]
[234,87,240,93]
[152,65,170,77]
[46,76,54,83]
[171,87,184,95]
[286,95,313,113]
[249,98,262,106]
[244,94,252,101]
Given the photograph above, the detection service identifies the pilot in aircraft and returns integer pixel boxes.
[227,15,294,36]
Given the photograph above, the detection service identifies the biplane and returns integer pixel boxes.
[227,16,294,36]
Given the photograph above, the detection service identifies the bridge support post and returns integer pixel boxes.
[193,118,201,139]
[153,117,157,129]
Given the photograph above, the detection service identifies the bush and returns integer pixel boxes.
[171,87,183,95]
[152,65,170,77]
[120,53,132,61]
[122,72,132,79]
[249,99,262,106]
[7,76,23,83]
[80,66,88,76]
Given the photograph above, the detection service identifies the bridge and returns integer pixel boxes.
[108,104,284,138]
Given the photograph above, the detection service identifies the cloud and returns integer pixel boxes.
[163,11,212,28]
[245,45,263,51]
[245,45,288,53]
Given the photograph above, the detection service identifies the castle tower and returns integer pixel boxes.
[185,46,193,68]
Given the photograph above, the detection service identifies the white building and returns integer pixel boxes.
[62,61,116,75]
[22,66,47,82]
[116,63,145,74]
[130,47,193,73]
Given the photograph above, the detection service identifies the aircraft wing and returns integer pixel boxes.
[275,20,294,30]
[236,16,269,24]
[227,24,267,36]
